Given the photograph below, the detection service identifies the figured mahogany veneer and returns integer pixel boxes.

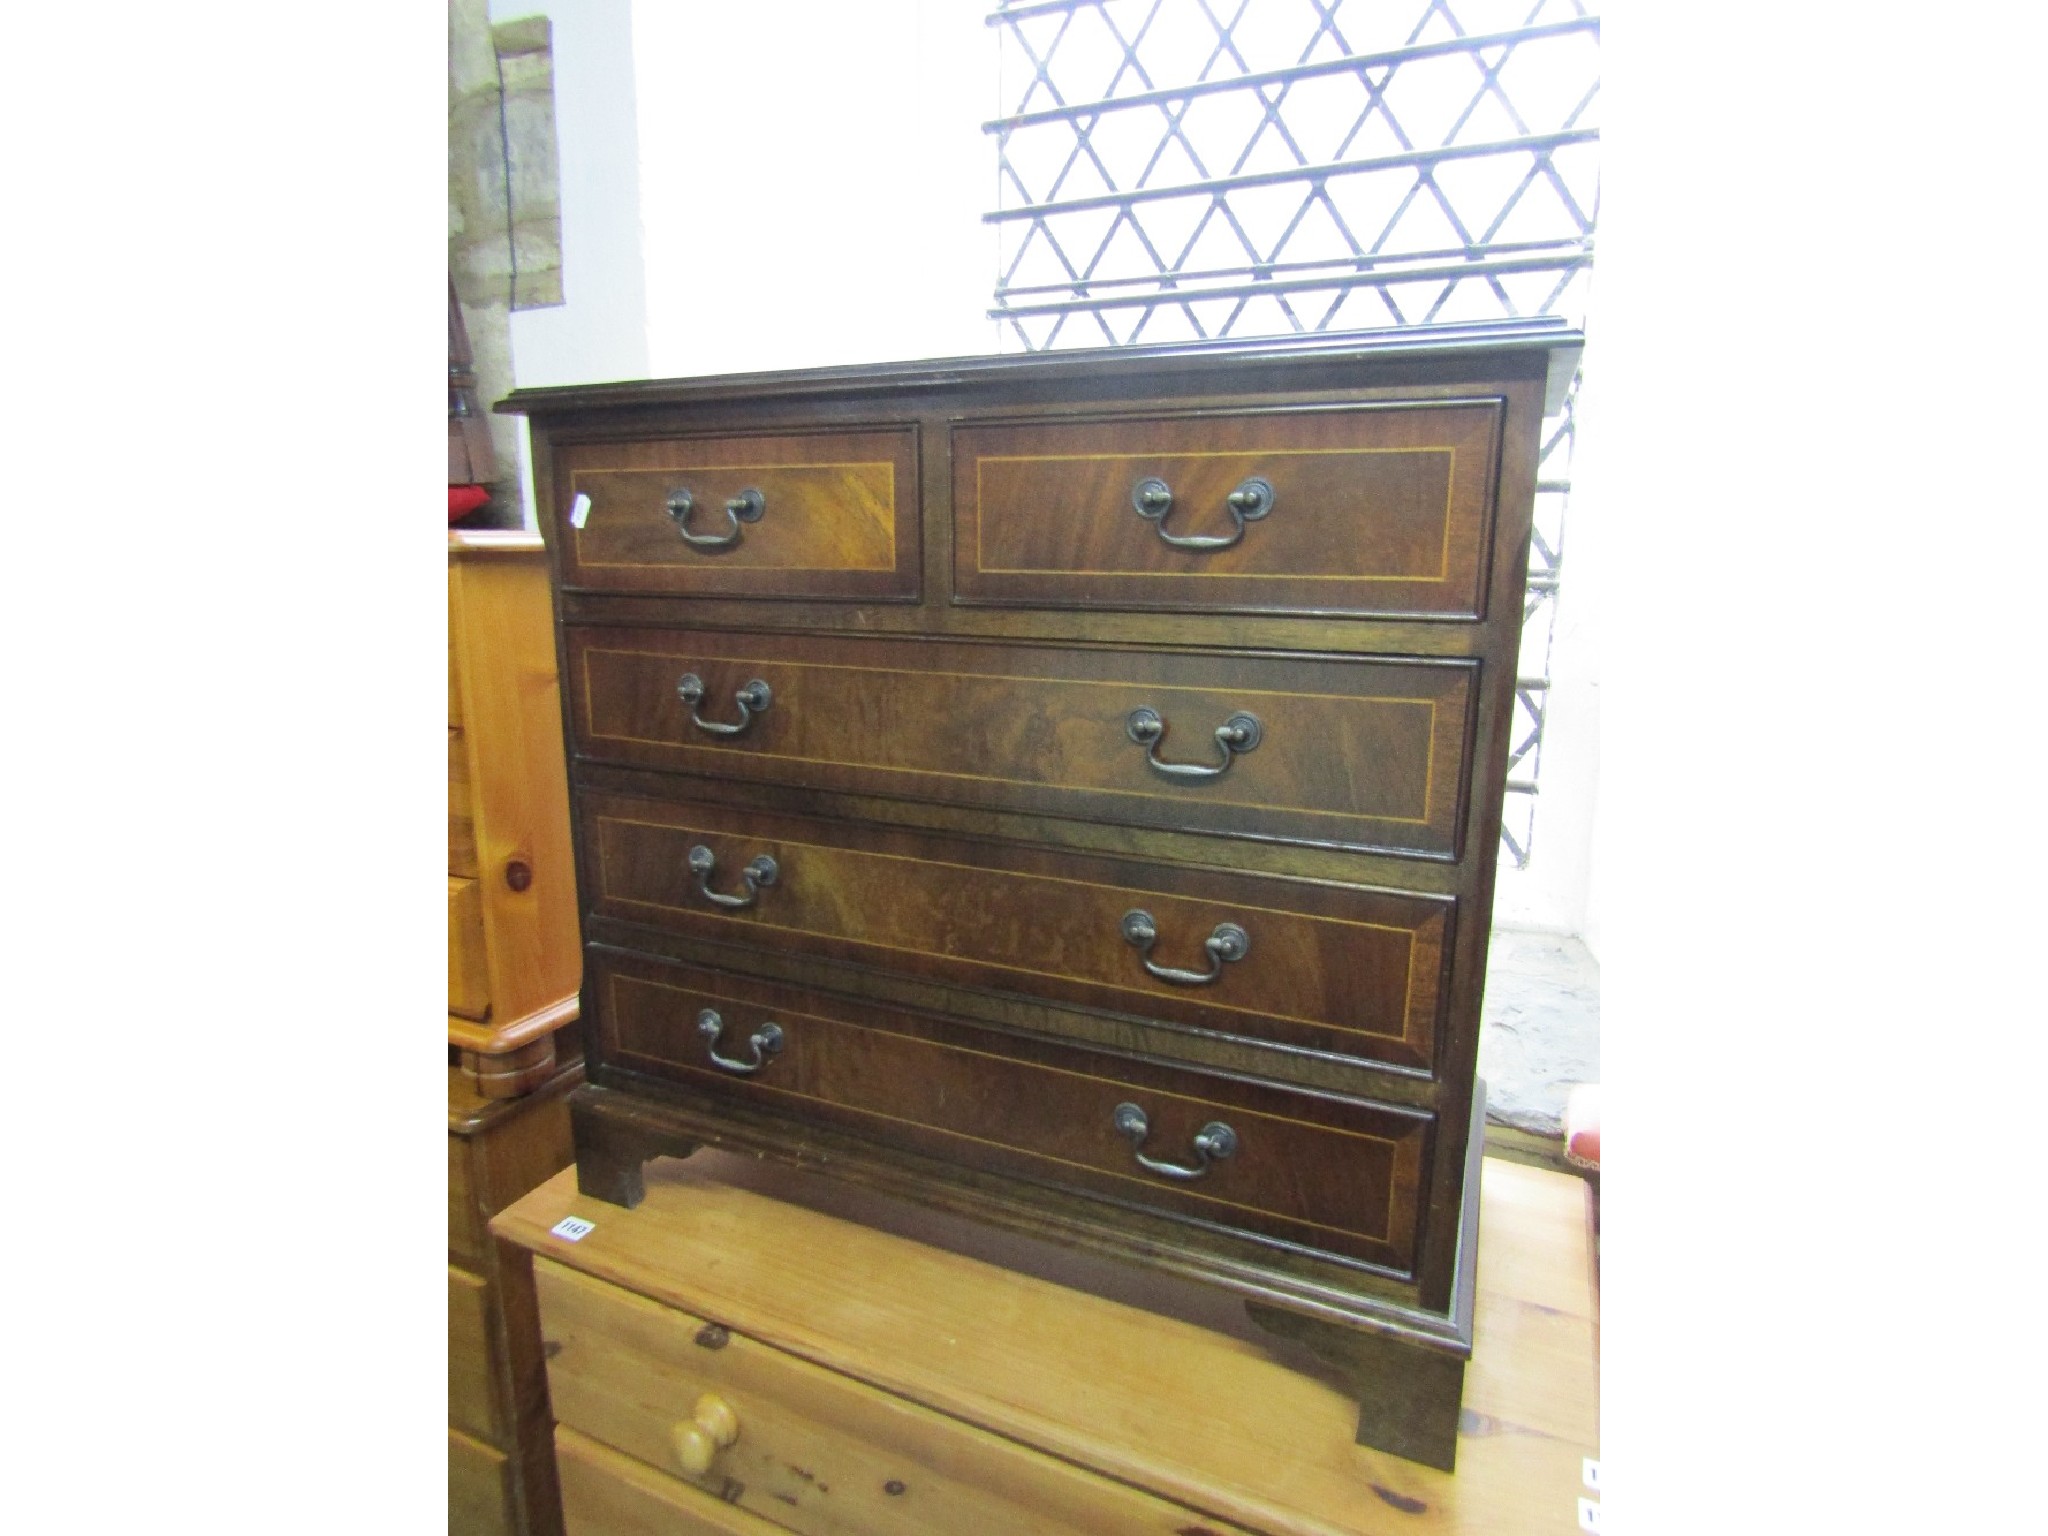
[501,323,1581,1470]
[568,627,1475,860]
[583,791,1450,1073]
[555,427,920,602]
[952,400,1502,618]
[593,949,1430,1273]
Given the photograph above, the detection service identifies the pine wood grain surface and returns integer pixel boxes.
[450,1425,516,1536]
[448,538,582,1055]
[494,1151,1596,1536]
[449,876,491,1021]
[541,1263,1258,1536]
[556,1425,835,1536]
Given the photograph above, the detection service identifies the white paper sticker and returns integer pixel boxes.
[550,1215,596,1242]
[1583,1458,1600,1491]
[568,493,592,529]
[1578,1495,1601,1532]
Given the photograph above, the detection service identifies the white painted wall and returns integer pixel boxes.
[493,0,650,388]
[630,0,1000,376]
[489,0,649,528]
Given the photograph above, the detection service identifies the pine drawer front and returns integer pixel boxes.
[952,400,1503,619]
[557,1427,787,1536]
[449,1135,486,1266]
[449,1427,517,1536]
[450,876,492,1021]
[449,1266,505,1444]
[553,428,920,602]
[584,794,1453,1072]
[450,727,481,878]
[570,628,1475,859]
[594,951,1430,1273]
[537,1261,1261,1536]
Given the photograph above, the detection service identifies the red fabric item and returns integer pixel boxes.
[1564,1083,1601,1170]
[449,484,491,522]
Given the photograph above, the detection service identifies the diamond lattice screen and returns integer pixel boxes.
[985,0,1599,865]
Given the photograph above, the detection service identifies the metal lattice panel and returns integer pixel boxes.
[985,0,1598,866]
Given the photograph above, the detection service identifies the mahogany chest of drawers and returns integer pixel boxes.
[500,324,1580,1469]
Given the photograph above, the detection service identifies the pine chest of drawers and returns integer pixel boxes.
[500,325,1580,1470]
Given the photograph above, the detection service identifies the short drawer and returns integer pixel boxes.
[583,793,1452,1072]
[450,876,491,1021]
[952,400,1503,618]
[450,727,479,878]
[449,1135,487,1265]
[594,951,1430,1273]
[558,1427,784,1536]
[570,627,1475,859]
[552,427,920,602]
[537,1261,1260,1536]
[449,1426,516,1536]
[450,1266,504,1444]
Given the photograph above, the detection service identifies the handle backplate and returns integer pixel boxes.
[687,845,780,909]
[1120,909,1250,986]
[1130,474,1274,551]
[1126,707,1260,780]
[667,486,766,550]
[697,1008,784,1074]
[1112,1101,1238,1180]
[677,673,773,736]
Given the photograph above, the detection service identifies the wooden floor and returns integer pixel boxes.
[495,1149,1599,1536]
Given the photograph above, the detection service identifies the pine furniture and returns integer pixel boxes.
[449,531,582,1095]
[491,1149,1599,1535]
[450,1062,582,1536]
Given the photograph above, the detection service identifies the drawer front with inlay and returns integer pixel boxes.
[538,1262,1264,1536]
[953,400,1503,618]
[553,427,920,601]
[582,792,1452,1072]
[569,627,1476,859]
[594,951,1429,1271]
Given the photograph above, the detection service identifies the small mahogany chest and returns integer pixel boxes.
[499,323,1580,1468]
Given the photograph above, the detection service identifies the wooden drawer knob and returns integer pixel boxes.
[671,1391,740,1476]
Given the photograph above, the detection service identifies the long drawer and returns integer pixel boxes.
[569,628,1475,859]
[952,399,1504,619]
[581,792,1454,1073]
[537,1260,1262,1536]
[593,949,1430,1273]
[552,427,921,602]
